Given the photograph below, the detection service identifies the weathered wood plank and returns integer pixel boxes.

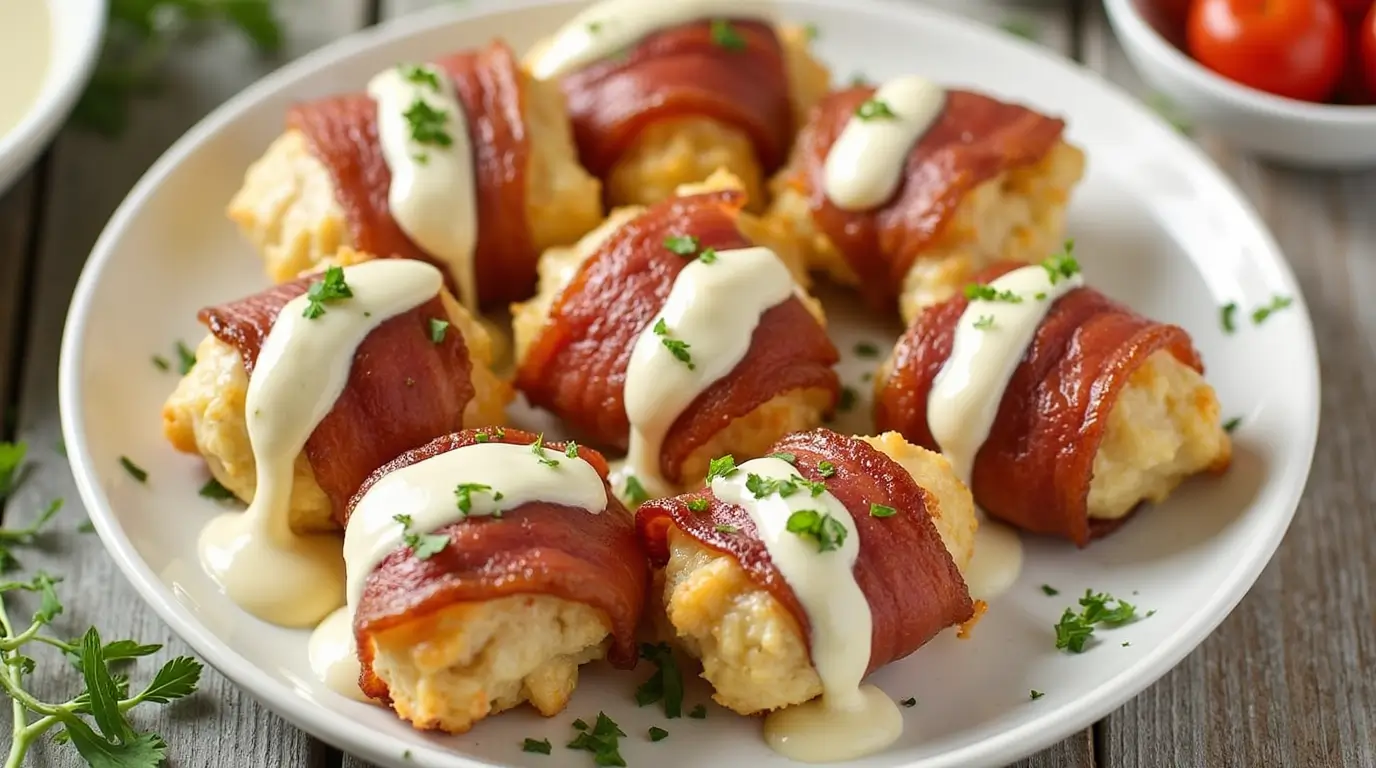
[0,169,39,425]
[1080,4,1376,767]
[0,4,371,765]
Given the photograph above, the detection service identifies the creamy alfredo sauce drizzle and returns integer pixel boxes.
[197,260,444,628]
[529,0,774,80]
[623,247,795,499]
[927,264,1085,599]
[711,457,902,762]
[306,441,608,697]
[0,2,50,139]
[368,65,480,311]
[823,75,947,211]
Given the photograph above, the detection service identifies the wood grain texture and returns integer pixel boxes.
[0,169,39,425]
[1080,4,1376,767]
[0,3,370,765]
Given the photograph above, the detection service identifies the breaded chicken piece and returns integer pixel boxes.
[162,252,511,534]
[364,595,610,733]
[599,25,831,211]
[228,70,602,285]
[767,140,1086,323]
[511,173,830,493]
[658,433,976,715]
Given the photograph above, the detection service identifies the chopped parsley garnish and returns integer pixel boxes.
[1041,584,1059,596]
[1030,689,1045,700]
[1146,91,1192,133]
[797,478,827,497]
[804,22,820,40]
[198,478,235,501]
[1035,291,1048,300]
[698,247,718,264]
[648,726,669,742]
[403,99,453,147]
[623,476,650,505]
[745,474,800,500]
[686,498,709,513]
[1000,18,1038,40]
[838,385,858,412]
[392,513,448,559]
[853,341,880,358]
[664,234,699,256]
[1054,609,1096,653]
[973,315,996,330]
[817,460,836,478]
[635,643,684,717]
[119,456,148,484]
[494,426,506,438]
[429,318,449,343]
[1122,641,1132,647]
[1251,295,1293,325]
[1040,241,1080,284]
[400,64,440,91]
[412,152,429,165]
[587,21,603,34]
[1223,416,1242,432]
[474,431,491,443]
[785,509,847,552]
[1054,589,1143,653]
[710,19,746,50]
[573,718,589,731]
[453,483,504,516]
[869,503,897,518]
[1220,302,1239,334]
[688,704,707,719]
[564,441,580,459]
[566,712,626,767]
[900,697,916,707]
[770,452,797,464]
[151,355,170,371]
[705,455,738,482]
[531,434,561,468]
[175,340,197,374]
[653,319,695,370]
[855,98,898,121]
[303,266,353,319]
[715,524,740,534]
[964,283,1024,303]
[522,737,552,755]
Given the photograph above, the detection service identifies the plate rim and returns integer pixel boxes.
[57,1,1322,766]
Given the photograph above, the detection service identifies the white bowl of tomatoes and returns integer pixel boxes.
[1105,0,1376,168]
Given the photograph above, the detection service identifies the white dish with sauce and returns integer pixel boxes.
[58,1,1319,766]
[0,0,107,193]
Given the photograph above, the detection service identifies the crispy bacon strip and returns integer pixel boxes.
[347,428,648,702]
[287,41,536,307]
[873,262,1207,546]
[637,429,972,674]
[790,87,1065,308]
[560,19,793,176]
[515,191,839,484]
[200,279,474,525]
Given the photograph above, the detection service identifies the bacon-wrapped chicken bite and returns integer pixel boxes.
[636,428,975,736]
[527,1,829,210]
[512,185,839,500]
[164,252,511,535]
[342,429,647,733]
[767,75,1085,322]
[229,41,602,309]
[874,257,1231,546]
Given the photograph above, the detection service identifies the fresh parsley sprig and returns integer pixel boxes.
[393,513,448,559]
[785,509,848,552]
[303,266,353,319]
[1053,589,1143,653]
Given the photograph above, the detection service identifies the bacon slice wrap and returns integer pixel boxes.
[560,20,793,176]
[873,262,1206,546]
[514,190,840,484]
[287,41,536,306]
[200,279,474,525]
[346,428,648,702]
[636,429,972,675]
[790,87,1065,308]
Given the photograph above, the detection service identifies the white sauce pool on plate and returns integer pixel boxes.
[308,606,370,702]
[623,246,796,498]
[530,0,775,80]
[368,64,480,310]
[711,457,903,763]
[927,264,1085,599]
[823,75,947,211]
[0,1,51,139]
[197,260,444,628]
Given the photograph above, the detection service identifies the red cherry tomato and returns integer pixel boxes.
[1361,2,1376,95]
[1186,0,1348,103]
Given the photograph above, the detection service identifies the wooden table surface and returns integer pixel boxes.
[0,1,1372,766]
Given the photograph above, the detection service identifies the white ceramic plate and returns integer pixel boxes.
[0,0,106,193]
[59,1,1320,766]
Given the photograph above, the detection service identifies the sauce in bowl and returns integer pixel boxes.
[0,2,52,139]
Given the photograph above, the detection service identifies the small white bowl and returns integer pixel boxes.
[0,0,107,193]
[1104,0,1376,168]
